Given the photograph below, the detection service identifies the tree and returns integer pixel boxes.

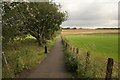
[2,2,67,46]
[24,2,67,45]
[2,2,27,44]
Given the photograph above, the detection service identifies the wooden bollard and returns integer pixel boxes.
[45,45,47,53]
[105,58,114,80]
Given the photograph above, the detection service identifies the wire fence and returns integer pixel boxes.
[61,36,118,79]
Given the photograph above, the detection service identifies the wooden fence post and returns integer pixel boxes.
[68,44,70,50]
[69,45,71,51]
[74,47,76,53]
[61,39,63,44]
[73,47,75,53]
[67,44,69,49]
[66,43,67,48]
[105,58,114,80]
[72,47,74,53]
[2,52,8,65]
[76,48,79,54]
[84,51,90,75]
[63,40,65,46]
[70,45,72,51]
[63,40,65,45]
[2,52,11,76]
[71,46,72,52]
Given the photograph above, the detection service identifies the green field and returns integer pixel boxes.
[64,34,118,60]
[63,33,119,78]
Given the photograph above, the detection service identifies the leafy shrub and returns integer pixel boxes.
[64,49,78,72]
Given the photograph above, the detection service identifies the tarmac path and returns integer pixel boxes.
[19,36,72,78]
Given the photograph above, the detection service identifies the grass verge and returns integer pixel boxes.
[2,36,56,78]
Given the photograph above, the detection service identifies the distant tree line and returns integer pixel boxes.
[62,27,120,30]
[2,2,67,46]
[62,27,82,30]
[96,28,120,30]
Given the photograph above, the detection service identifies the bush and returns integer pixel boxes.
[64,49,78,72]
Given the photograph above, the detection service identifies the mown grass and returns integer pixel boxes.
[64,34,118,60]
[2,35,56,78]
[62,33,118,78]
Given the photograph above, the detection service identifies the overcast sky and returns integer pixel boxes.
[53,0,119,28]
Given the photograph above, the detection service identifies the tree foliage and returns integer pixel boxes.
[2,2,67,45]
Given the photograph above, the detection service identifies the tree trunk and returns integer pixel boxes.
[37,36,44,46]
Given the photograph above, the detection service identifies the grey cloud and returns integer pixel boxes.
[69,2,117,21]
[55,0,118,27]
[62,19,117,27]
